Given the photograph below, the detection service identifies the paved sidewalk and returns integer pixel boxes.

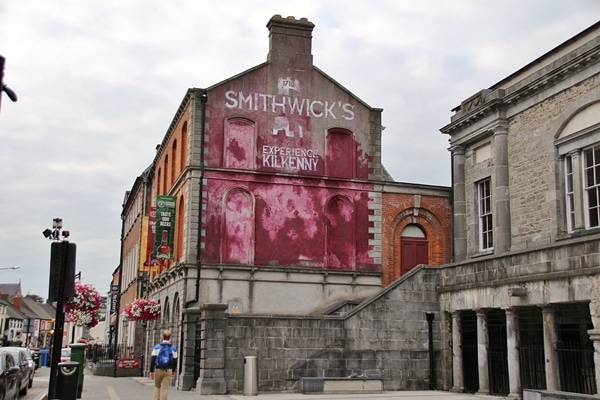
[28,367,508,400]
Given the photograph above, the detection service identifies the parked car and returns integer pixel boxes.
[0,349,21,400]
[60,348,70,362]
[2,347,33,394]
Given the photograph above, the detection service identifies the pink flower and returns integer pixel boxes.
[124,299,161,322]
[64,282,101,327]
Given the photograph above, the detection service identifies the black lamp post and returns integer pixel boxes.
[43,218,76,400]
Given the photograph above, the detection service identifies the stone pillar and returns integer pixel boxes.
[452,312,464,392]
[196,303,228,395]
[505,308,521,398]
[542,306,560,391]
[179,308,202,390]
[588,330,600,396]
[476,310,489,394]
[493,123,511,254]
[587,293,600,395]
[452,146,467,261]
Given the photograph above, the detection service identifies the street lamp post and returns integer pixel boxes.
[43,218,76,400]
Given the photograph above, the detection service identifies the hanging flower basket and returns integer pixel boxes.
[64,282,102,327]
[65,282,102,313]
[124,298,161,322]
[69,309,99,328]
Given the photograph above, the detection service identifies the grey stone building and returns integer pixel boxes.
[440,21,600,397]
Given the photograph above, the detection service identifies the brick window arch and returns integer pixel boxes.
[384,208,446,286]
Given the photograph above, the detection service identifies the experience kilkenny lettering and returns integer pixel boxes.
[262,145,319,171]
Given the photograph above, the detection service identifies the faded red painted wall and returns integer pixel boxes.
[196,47,381,273]
[202,174,376,271]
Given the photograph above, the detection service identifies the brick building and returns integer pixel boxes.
[113,15,451,391]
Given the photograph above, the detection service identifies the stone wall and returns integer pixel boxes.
[438,233,600,312]
[197,266,445,394]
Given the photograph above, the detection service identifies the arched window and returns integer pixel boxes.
[222,188,254,264]
[163,298,170,323]
[400,224,428,275]
[224,118,255,169]
[171,140,177,184]
[181,122,188,171]
[326,195,355,269]
[163,155,169,192]
[176,196,185,261]
[173,294,180,324]
[326,129,355,178]
[157,168,162,195]
[556,101,600,233]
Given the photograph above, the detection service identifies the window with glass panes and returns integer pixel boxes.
[477,179,493,250]
[584,145,600,228]
[565,155,576,231]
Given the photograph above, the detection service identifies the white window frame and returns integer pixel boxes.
[477,178,493,251]
[557,123,600,233]
[564,154,576,232]
[583,145,600,229]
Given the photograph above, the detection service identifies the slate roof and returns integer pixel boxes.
[0,283,22,301]
[20,296,55,320]
[0,298,27,319]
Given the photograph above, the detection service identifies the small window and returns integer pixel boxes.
[477,179,493,251]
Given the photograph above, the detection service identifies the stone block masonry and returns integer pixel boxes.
[195,266,443,394]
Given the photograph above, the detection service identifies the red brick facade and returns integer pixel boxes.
[381,191,452,287]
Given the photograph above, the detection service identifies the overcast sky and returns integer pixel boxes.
[0,1,598,300]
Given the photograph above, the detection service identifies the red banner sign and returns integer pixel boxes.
[117,358,141,369]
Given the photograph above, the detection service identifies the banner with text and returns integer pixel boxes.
[153,196,176,260]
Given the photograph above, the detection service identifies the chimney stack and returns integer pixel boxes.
[267,15,315,69]
[13,294,21,310]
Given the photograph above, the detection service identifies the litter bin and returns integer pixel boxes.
[243,356,257,396]
[69,344,86,398]
[56,361,80,400]
[40,348,50,367]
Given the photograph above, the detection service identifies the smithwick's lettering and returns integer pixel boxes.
[262,145,319,171]
[224,90,355,121]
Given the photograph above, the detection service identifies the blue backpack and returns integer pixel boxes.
[156,343,173,368]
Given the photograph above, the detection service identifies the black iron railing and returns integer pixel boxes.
[557,340,596,395]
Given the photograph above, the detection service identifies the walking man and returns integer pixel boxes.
[150,329,178,400]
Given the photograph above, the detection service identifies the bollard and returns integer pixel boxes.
[55,361,80,400]
[69,343,86,398]
[243,356,257,396]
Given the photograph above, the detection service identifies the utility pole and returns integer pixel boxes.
[43,218,76,399]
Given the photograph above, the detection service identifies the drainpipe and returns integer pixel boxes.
[426,312,436,390]
[186,89,208,308]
